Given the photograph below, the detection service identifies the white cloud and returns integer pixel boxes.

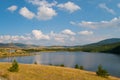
[70,37,75,41]
[27,0,57,20]
[117,3,120,8]
[0,35,11,40]
[0,35,31,43]
[70,21,76,25]
[32,30,50,40]
[49,30,76,43]
[36,6,57,20]
[54,37,65,43]
[0,29,118,46]
[78,30,93,36]
[57,1,80,13]
[62,29,76,35]
[0,30,50,44]
[28,0,57,7]
[98,3,115,15]
[50,31,66,43]
[7,5,18,12]
[19,7,35,19]
[70,17,120,29]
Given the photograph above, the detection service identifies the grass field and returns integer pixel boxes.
[0,63,119,80]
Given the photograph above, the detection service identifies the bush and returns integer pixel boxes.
[96,64,109,78]
[60,64,64,67]
[80,66,84,70]
[75,64,84,70]
[34,61,37,64]
[8,59,19,72]
[75,64,79,69]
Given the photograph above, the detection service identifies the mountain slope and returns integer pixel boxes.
[81,41,120,54]
[103,45,120,54]
[84,38,120,47]
[0,43,38,48]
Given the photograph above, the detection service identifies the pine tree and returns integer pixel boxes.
[8,59,19,72]
[80,66,84,70]
[96,64,109,78]
[75,64,79,69]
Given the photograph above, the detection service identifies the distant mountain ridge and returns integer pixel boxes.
[0,38,120,54]
[83,38,120,47]
[0,43,38,48]
[80,38,120,54]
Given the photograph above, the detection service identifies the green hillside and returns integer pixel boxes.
[81,42,120,54]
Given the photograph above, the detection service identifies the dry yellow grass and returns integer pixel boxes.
[0,62,120,80]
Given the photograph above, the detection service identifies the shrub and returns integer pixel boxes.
[8,59,19,72]
[34,61,37,64]
[80,66,84,70]
[75,64,84,70]
[60,64,64,67]
[96,64,109,78]
[75,64,79,69]
[49,64,52,65]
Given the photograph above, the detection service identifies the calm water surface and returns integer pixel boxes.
[0,52,120,77]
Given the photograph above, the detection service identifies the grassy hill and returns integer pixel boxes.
[0,63,119,80]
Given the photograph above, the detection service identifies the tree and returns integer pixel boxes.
[75,64,79,69]
[8,59,19,72]
[80,66,84,70]
[60,64,64,67]
[34,61,37,64]
[96,64,109,78]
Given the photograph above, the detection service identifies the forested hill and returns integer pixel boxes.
[81,38,120,54]
[83,38,120,47]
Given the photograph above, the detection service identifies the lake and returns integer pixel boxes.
[0,52,120,77]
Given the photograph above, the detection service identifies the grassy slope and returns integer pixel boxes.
[0,63,119,80]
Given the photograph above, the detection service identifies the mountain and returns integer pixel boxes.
[0,43,38,48]
[103,45,120,54]
[83,38,120,47]
[81,38,120,54]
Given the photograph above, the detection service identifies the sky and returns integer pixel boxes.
[0,0,120,46]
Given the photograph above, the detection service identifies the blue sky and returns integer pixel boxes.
[0,0,120,46]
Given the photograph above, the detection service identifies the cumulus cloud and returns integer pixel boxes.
[70,17,120,29]
[0,30,50,44]
[57,1,80,13]
[98,3,115,15]
[49,29,76,43]
[0,35,31,43]
[19,0,80,20]
[7,5,18,12]
[36,6,57,20]
[19,7,35,19]
[32,30,50,40]
[27,0,57,7]
[49,31,66,43]
[62,29,76,35]
[0,29,117,46]
[78,30,93,36]
[27,0,57,20]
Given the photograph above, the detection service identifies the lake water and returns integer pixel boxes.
[0,52,120,77]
